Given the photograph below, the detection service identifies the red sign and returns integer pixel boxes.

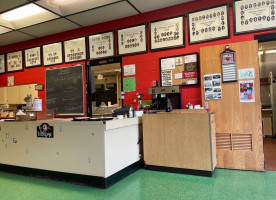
[182,71,197,78]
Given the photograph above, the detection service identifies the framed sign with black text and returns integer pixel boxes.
[24,46,42,68]
[43,42,63,66]
[150,16,184,51]
[234,0,276,34]
[89,31,114,59]
[7,51,23,72]
[64,37,86,63]
[117,24,147,56]
[188,4,230,44]
[0,54,5,74]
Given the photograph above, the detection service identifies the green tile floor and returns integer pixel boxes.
[0,169,276,200]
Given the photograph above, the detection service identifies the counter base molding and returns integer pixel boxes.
[0,118,140,188]
[143,110,216,177]
[144,165,215,177]
[0,160,143,189]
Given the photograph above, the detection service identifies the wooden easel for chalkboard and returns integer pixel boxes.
[45,64,84,116]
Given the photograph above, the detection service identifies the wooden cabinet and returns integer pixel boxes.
[143,109,216,177]
[0,87,7,104]
[1,84,38,104]
[7,86,20,104]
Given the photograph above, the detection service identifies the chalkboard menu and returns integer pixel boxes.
[46,65,84,115]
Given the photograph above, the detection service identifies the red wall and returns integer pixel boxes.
[0,0,276,113]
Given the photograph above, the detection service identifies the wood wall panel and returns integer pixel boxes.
[200,40,264,171]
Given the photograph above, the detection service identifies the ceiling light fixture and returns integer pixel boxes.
[265,49,276,54]
[1,4,45,21]
[47,0,79,7]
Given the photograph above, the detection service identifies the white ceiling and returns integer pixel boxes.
[0,0,193,47]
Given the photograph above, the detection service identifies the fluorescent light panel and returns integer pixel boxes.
[1,4,45,21]
[265,50,276,54]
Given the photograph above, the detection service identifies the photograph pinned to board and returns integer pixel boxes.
[89,31,114,59]
[204,73,222,100]
[234,0,276,35]
[0,54,5,74]
[160,53,199,86]
[188,4,230,44]
[239,80,255,103]
[124,64,135,76]
[239,68,255,79]
[64,37,86,63]
[150,16,184,51]
[7,51,23,72]
[24,46,41,68]
[123,77,136,92]
[117,24,147,56]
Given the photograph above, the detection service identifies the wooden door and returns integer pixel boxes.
[200,40,264,171]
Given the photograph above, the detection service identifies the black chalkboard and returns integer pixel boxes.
[46,65,84,115]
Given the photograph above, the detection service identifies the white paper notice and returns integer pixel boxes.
[162,70,172,86]
[175,57,183,65]
[161,58,175,70]
[124,64,135,76]
[185,54,197,63]
[175,73,183,80]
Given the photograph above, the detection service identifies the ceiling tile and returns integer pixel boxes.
[0,26,12,34]
[129,0,193,13]
[36,0,121,16]
[66,1,139,27]
[20,18,81,37]
[0,31,35,46]
[0,0,29,13]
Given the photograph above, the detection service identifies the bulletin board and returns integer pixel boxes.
[160,53,199,86]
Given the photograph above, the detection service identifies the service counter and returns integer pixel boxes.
[143,109,216,177]
[0,117,141,188]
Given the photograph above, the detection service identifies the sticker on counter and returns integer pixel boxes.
[37,123,54,138]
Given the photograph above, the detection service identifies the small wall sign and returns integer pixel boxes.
[37,123,54,138]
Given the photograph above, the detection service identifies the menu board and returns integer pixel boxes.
[43,42,63,66]
[117,24,147,56]
[234,0,276,34]
[25,46,41,68]
[188,4,230,44]
[150,16,184,51]
[89,31,114,59]
[160,53,199,86]
[7,51,23,72]
[64,37,86,63]
[0,54,5,74]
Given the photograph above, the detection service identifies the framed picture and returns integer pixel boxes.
[117,24,147,56]
[24,46,42,68]
[64,37,86,63]
[89,31,115,59]
[43,42,63,66]
[188,4,230,44]
[0,54,5,74]
[234,0,276,35]
[160,53,199,86]
[7,51,23,72]
[150,16,184,51]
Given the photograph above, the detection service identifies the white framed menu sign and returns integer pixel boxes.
[25,46,41,68]
[188,4,230,44]
[89,31,114,59]
[43,42,63,66]
[7,51,23,72]
[64,37,86,63]
[0,54,5,74]
[234,0,276,34]
[117,24,147,56]
[150,16,184,51]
